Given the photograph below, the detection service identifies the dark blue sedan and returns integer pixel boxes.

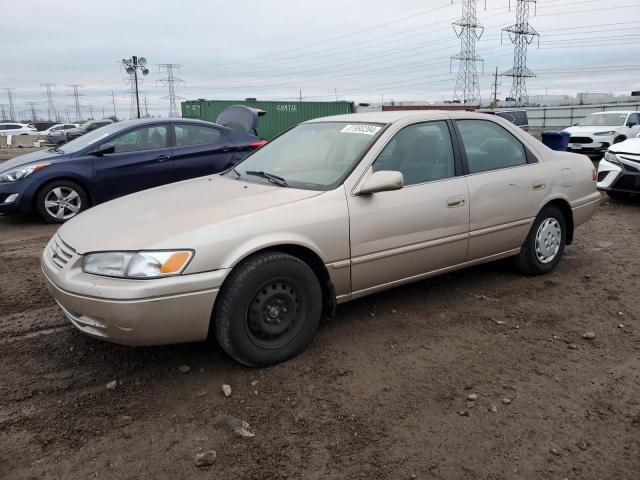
[0,118,266,222]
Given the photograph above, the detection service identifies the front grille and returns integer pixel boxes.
[569,136,594,144]
[613,175,640,192]
[620,156,640,173]
[47,235,76,270]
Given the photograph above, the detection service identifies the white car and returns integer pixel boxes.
[563,111,640,155]
[597,137,640,198]
[37,123,80,136]
[0,122,38,136]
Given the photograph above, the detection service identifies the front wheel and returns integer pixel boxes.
[213,252,323,367]
[35,180,88,223]
[514,206,566,275]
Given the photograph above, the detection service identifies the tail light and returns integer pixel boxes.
[592,168,597,182]
[250,140,267,149]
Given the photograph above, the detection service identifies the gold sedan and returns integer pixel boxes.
[41,111,600,366]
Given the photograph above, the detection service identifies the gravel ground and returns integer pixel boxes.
[0,161,638,479]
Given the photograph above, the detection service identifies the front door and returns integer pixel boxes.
[92,124,173,202]
[347,120,470,295]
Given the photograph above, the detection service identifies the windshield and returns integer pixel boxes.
[57,122,123,154]
[579,113,627,126]
[231,122,384,190]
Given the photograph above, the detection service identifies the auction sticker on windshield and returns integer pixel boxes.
[340,124,381,135]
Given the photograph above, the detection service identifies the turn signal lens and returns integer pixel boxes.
[160,251,192,273]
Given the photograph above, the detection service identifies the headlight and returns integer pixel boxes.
[594,131,616,136]
[82,250,193,278]
[603,151,620,165]
[0,163,50,182]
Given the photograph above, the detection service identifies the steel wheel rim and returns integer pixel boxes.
[245,278,305,350]
[535,217,561,264]
[44,187,81,220]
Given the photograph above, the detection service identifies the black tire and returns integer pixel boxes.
[213,252,323,367]
[35,180,88,223]
[514,206,566,275]
[613,135,626,144]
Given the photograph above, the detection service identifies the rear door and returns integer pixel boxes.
[171,123,237,182]
[92,124,173,202]
[455,118,546,260]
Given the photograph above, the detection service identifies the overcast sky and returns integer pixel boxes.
[2,0,640,120]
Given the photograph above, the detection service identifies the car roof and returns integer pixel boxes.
[305,110,496,124]
[112,117,229,129]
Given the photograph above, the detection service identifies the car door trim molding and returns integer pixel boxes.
[351,232,469,266]
[350,248,521,300]
[468,217,534,238]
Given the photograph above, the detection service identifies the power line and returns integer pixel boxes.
[451,0,485,103]
[67,85,84,122]
[501,0,539,105]
[3,88,16,122]
[157,64,184,117]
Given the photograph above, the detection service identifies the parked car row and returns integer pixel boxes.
[0,122,38,136]
[31,111,599,366]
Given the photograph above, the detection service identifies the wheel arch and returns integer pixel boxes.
[213,243,337,325]
[541,197,574,245]
[32,176,94,211]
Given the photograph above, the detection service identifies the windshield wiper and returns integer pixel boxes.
[244,170,288,187]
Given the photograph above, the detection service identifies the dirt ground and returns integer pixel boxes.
[0,165,639,480]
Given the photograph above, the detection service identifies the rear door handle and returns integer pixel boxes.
[446,196,465,208]
[532,181,546,190]
[220,145,233,153]
[154,155,170,162]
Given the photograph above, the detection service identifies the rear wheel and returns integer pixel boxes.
[213,252,322,367]
[35,180,88,223]
[514,206,566,275]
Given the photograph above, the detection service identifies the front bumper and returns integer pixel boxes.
[567,135,612,154]
[597,156,640,194]
[41,234,230,346]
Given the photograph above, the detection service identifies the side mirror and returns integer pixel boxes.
[357,170,404,195]
[92,143,115,156]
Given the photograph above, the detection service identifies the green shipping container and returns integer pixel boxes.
[181,99,355,140]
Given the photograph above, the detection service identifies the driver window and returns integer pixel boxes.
[111,126,168,153]
[372,121,456,185]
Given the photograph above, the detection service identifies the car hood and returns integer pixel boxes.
[563,125,621,135]
[609,138,640,154]
[58,175,323,254]
[0,149,66,172]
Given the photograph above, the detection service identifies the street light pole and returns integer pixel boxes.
[121,55,149,119]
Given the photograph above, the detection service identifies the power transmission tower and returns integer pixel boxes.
[143,96,150,117]
[25,102,39,121]
[491,66,501,107]
[0,104,6,121]
[3,88,16,121]
[88,105,94,120]
[451,0,484,104]
[67,85,85,122]
[500,0,539,105]
[111,91,118,119]
[41,83,58,121]
[157,64,184,117]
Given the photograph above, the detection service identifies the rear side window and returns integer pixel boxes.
[175,124,222,147]
[456,120,527,174]
[111,125,168,153]
[373,121,456,185]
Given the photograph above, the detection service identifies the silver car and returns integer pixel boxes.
[41,111,600,366]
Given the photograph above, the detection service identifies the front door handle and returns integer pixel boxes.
[154,155,170,162]
[446,196,465,208]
